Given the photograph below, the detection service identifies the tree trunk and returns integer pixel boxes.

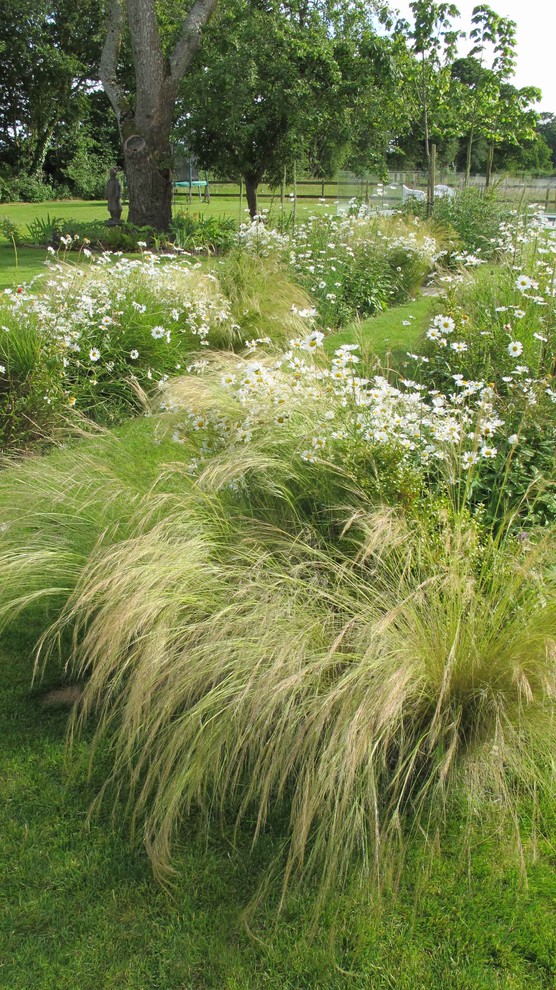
[124,133,173,229]
[465,129,474,187]
[244,174,259,219]
[427,143,436,217]
[485,141,494,189]
[99,0,218,233]
[29,123,57,176]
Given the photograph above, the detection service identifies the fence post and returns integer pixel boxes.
[239,178,243,223]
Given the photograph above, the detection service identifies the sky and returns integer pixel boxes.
[393,0,556,113]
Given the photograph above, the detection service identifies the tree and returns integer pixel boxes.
[0,0,103,177]
[180,0,405,217]
[99,0,218,230]
[462,4,517,184]
[399,0,463,168]
[483,82,541,186]
[537,113,556,171]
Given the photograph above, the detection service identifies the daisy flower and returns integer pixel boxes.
[130,349,139,359]
[480,445,497,459]
[89,347,100,361]
[462,451,479,469]
[151,326,165,339]
[515,274,534,292]
[507,341,523,357]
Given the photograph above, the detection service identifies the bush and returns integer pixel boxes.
[432,189,516,259]
[0,172,62,204]
[25,215,165,252]
[169,212,237,253]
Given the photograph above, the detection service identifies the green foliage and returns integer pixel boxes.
[0,216,22,244]
[170,212,237,253]
[419,189,515,256]
[180,0,408,215]
[0,172,59,203]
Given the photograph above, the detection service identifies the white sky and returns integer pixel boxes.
[393,0,556,113]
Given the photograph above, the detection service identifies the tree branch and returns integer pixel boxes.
[99,0,127,136]
[169,0,219,85]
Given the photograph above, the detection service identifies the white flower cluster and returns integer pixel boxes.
[0,254,232,399]
[166,330,524,476]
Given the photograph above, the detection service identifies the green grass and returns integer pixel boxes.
[0,245,53,289]
[3,614,556,989]
[325,294,437,359]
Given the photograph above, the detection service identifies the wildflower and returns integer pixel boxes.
[515,274,534,291]
[508,434,519,445]
[451,341,468,352]
[462,451,479,469]
[151,326,165,339]
[434,315,455,333]
[0,364,5,374]
[68,396,77,406]
[507,341,523,357]
[480,445,497,459]
[301,449,317,462]
[89,347,100,362]
[303,331,324,350]
[130,349,139,359]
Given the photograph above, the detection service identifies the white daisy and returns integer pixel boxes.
[507,341,523,357]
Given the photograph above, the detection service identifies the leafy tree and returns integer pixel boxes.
[398,0,463,167]
[537,113,556,170]
[460,4,516,184]
[99,0,218,229]
[0,0,103,177]
[483,82,541,186]
[179,0,403,217]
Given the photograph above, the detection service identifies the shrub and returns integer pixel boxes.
[431,189,516,259]
[5,174,59,203]
[169,212,237,254]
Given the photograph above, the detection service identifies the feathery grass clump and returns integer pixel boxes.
[31,489,556,909]
[218,249,316,350]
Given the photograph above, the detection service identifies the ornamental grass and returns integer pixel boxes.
[44,498,556,909]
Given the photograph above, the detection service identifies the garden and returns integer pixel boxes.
[1,184,556,988]
[3,0,556,985]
